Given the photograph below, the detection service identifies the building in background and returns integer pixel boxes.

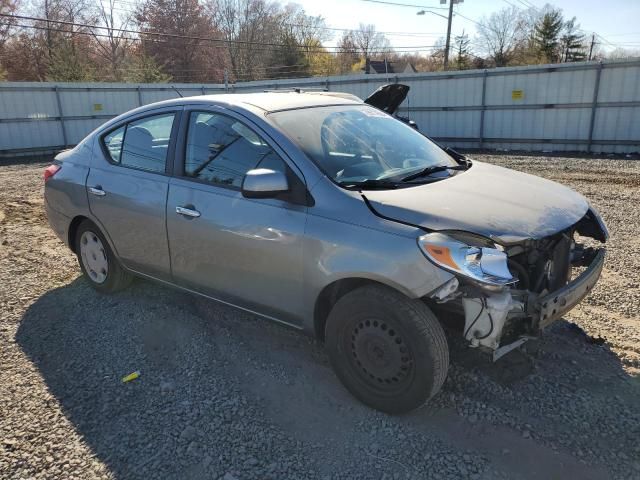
[365,59,417,74]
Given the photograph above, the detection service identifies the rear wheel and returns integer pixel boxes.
[75,220,132,293]
[325,284,449,413]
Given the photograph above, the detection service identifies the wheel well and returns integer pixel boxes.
[314,278,395,341]
[67,215,88,253]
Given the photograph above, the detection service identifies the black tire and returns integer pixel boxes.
[325,284,449,414]
[75,219,133,293]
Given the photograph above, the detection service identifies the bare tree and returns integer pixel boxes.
[335,30,359,73]
[279,3,330,57]
[476,5,527,67]
[0,0,19,48]
[91,0,134,80]
[208,0,281,81]
[351,23,390,59]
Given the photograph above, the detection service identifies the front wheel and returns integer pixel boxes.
[325,284,449,413]
[75,220,133,293]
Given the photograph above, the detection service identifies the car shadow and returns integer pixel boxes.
[16,277,635,480]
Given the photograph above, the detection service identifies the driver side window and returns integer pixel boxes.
[184,111,286,188]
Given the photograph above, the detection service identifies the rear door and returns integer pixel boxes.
[166,107,308,324]
[87,107,182,280]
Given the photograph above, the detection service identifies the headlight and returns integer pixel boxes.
[418,232,516,287]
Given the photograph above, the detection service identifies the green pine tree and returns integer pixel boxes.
[453,31,471,70]
[123,53,171,83]
[46,40,95,82]
[561,17,586,62]
[535,10,564,63]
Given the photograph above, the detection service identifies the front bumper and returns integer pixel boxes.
[535,248,606,329]
[460,248,606,360]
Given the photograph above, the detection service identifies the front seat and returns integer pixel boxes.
[122,127,158,171]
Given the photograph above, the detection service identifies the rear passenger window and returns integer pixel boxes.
[121,114,175,173]
[184,111,286,188]
[102,113,175,173]
[104,126,125,163]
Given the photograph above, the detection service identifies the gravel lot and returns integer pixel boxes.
[1,153,639,480]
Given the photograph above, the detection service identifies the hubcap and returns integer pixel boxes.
[80,231,108,284]
[350,319,413,387]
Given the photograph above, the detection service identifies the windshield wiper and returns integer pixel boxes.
[338,179,402,190]
[400,164,468,182]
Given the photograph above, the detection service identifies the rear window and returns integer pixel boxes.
[101,113,176,173]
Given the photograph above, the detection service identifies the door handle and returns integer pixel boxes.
[89,186,106,196]
[176,206,201,218]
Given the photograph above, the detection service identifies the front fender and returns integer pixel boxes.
[301,213,454,333]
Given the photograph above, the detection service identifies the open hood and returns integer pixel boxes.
[364,84,410,115]
[363,161,590,244]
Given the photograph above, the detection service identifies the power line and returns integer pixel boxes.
[107,0,447,37]
[0,14,451,53]
[110,3,443,37]
[452,7,481,27]
[357,0,448,10]
[0,22,453,58]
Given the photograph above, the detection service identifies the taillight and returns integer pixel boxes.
[44,164,61,182]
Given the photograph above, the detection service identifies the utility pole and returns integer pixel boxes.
[443,0,455,70]
[588,34,596,61]
[416,0,461,70]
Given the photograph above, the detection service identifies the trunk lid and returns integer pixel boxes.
[363,84,410,115]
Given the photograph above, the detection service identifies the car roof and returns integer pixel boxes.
[152,91,364,113]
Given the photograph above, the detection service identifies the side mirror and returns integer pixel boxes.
[242,168,289,199]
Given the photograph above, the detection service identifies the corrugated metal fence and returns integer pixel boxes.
[1,59,639,157]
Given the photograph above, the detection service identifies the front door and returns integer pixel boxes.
[87,109,180,280]
[166,109,307,324]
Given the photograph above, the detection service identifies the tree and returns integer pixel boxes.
[305,39,339,76]
[137,0,227,82]
[0,0,19,77]
[1,32,47,80]
[91,0,135,80]
[279,2,330,57]
[605,47,640,60]
[46,37,96,80]
[268,30,309,78]
[351,23,390,60]
[0,0,19,48]
[476,6,527,67]
[560,17,586,62]
[2,0,97,80]
[209,0,282,81]
[123,47,171,82]
[534,8,563,63]
[271,3,328,78]
[453,30,471,70]
[335,30,359,73]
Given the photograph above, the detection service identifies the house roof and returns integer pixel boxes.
[367,60,417,74]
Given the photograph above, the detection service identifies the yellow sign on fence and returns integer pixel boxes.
[93,103,104,111]
[511,90,524,100]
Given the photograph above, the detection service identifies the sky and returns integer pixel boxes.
[293,0,640,55]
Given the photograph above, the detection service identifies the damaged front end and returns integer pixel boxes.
[422,207,608,360]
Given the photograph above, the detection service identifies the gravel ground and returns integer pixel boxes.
[0,153,639,480]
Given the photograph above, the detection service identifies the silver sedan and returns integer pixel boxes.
[44,90,608,413]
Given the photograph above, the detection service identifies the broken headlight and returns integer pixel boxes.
[418,232,516,288]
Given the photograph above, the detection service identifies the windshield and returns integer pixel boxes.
[269,104,458,186]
